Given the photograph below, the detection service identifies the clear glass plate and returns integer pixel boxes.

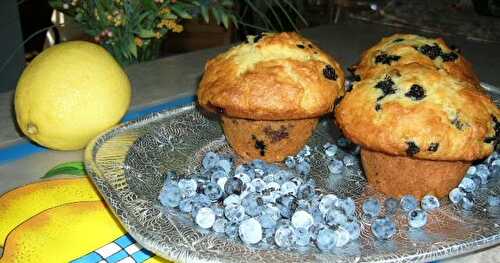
[84,83,500,263]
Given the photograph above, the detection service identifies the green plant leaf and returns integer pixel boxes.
[171,5,192,19]
[138,29,156,38]
[200,5,209,24]
[42,161,86,179]
[229,14,239,28]
[220,0,234,7]
[129,38,138,58]
[211,6,221,25]
[221,11,229,29]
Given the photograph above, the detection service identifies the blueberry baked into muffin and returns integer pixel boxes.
[351,34,479,85]
[198,32,345,162]
[336,34,499,199]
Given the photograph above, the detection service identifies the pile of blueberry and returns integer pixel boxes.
[449,152,500,209]
[159,144,363,250]
[158,138,500,252]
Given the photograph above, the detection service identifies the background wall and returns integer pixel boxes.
[0,0,25,93]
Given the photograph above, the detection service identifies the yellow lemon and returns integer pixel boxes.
[14,41,131,150]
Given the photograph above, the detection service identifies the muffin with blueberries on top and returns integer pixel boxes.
[336,34,499,199]
[198,32,345,162]
[350,34,479,86]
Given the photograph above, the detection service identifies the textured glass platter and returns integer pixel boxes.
[85,83,500,263]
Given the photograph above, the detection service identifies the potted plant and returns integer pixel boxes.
[48,0,238,66]
[48,0,308,65]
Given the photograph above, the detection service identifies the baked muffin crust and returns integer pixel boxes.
[352,34,479,85]
[198,32,345,120]
[336,63,499,161]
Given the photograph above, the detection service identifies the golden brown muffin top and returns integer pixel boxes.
[336,63,499,161]
[197,32,345,120]
[352,34,479,85]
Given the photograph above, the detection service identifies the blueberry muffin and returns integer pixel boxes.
[198,32,345,162]
[351,34,479,85]
[335,63,499,198]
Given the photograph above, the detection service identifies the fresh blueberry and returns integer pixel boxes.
[239,218,263,244]
[223,194,241,206]
[179,198,194,213]
[297,183,315,200]
[449,187,465,204]
[343,220,361,240]
[338,197,356,217]
[325,208,348,226]
[325,144,338,158]
[297,199,311,211]
[210,167,228,183]
[319,194,339,215]
[343,154,357,167]
[407,209,427,228]
[250,159,266,170]
[461,194,474,210]
[212,218,228,233]
[490,160,500,177]
[291,210,314,229]
[204,182,223,201]
[211,203,225,217]
[192,193,211,207]
[225,222,239,238]
[274,224,296,248]
[285,156,296,168]
[337,137,351,148]
[487,195,500,206]
[294,227,311,247]
[235,172,252,185]
[296,161,311,176]
[371,217,397,240]
[309,223,327,241]
[384,197,399,215]
[316,228,336,251]
[259,214,277,229]
[333,226,351,247]
[250,178,267,194]
[459,177,477,193]
[159,184,181,208]
[178,178,198,198]
[400,195,418,212]
[265,181,281,193]
[278,204,293,219]
[469,175,482,188]
[224,204,246,222]
[202,151,219,170]
[466,166,477,175]
[195,207,216,229]
[476,164,490,184]
[328,159,344,174]
[421,195,440,211]
[298,145,312,157]
[224,177,244,195]
[290,177,303,187]
[281,181,299,196]
[241,194,263,217]
[362,197,381,218]
[261,189,281,204]
[163,170,178,185]
[263,204,282,221]
[216,159,232,174]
